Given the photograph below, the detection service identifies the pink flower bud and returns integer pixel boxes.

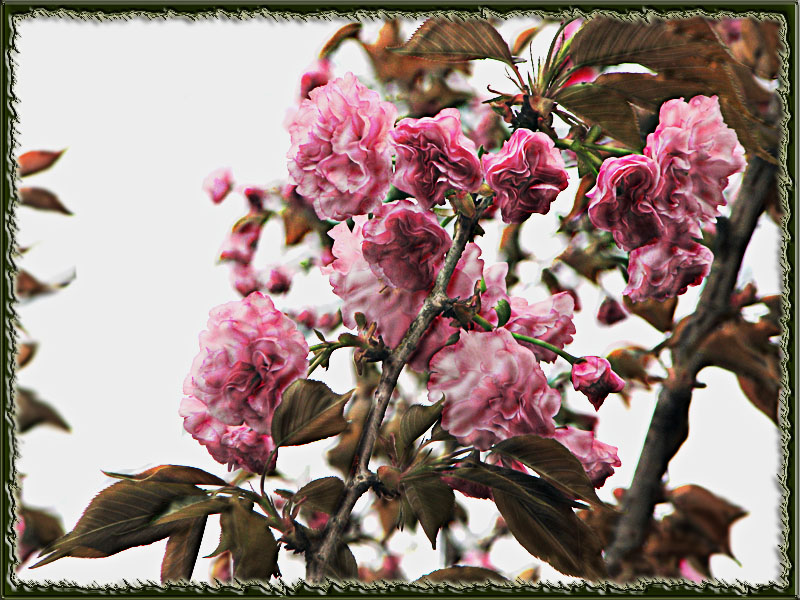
[552,427,621,488]
[264,266,292,295]
[219,218,263,265]
[482,129,568,224]
[203,168,233,204]
[571,356,625,410]
[287,73,397,221]
[229,263,261,297]
[392,108,483,210]
[298,58,332,100]
[596,296,627,326]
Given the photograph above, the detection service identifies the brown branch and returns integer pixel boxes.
[604,156,778,577]
[306,204,487,583]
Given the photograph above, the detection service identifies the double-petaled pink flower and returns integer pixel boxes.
[624,240,713,302]
[571,356,625,410]
[428,329,561,450]
[287,73,397,221]
[482,129,569,224]
[392,108,483,210]
[552,427,621,488]
[505,292,576,363]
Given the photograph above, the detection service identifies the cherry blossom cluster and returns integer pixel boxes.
[587,95,746,302]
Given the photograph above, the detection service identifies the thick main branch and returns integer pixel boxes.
[604,156,777,576]
[306,207,485,582]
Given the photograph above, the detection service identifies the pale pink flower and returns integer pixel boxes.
[362,199,452,291]
[625,240,713,302]
[180,396,276,474]
[391,108,483,210]
[428,329,560,450]
[229,263,261,297]
[183,292,308,434]
[645,95,746,228]
[571,356,625,410]
[287,73,397,220]
[264,266,292,295]
[587,154,667,251]
[505,292,576,363]
[482,129,568,224]
[552,427,621,487]
[218,218,264,265]
[203,168,233,204]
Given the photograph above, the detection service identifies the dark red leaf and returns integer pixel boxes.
[18,150,64,177]
[19,187,72,215]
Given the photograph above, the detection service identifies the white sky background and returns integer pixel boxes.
[11,14,784,587]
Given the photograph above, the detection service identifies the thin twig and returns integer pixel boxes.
[305,203,488,582]
[604,156,777,577]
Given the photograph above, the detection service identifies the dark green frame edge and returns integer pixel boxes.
[1,1,796,597]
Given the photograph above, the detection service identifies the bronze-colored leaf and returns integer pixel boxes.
[31,474,210,569]
[161,516,207,582]
[16,506,64,567]
[728,18,781,79]
[416,565,508,583]
[557,240,620,283]
[320,22,362,58]
[490,435,604,507]
[623,294,677,332]
[209,550,232,584]
[512,25,544,56]
[16,341,37,369]
[292,476,344,515]
[18,150,65,177]
[590,72,710,112]
[18,187,72,215]
[271,379,352,447]
[152,497,229,527]
[668,485,747,558]
[401,474,454,549]
[326,391,371,475]
[327,542,358,580]
[15,387,70,433]
[395,400,444,464]
[561,174,596,226]
[392,18,516,66]
[211,498,279,581]
[282,204,314,246]
[104,464,227,486]
[554,84,644,150]
[15,269,74,301]
[374,497,401,541]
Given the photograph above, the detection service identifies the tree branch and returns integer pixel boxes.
[306,203,487,583]
[604,156,778,576]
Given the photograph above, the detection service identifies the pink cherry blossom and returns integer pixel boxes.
[596,296,627,326]
[482,129,569,224]
[391,108,483,210]
[229,263,261,297]
[287,73,397,221]
[218,217,264,265]
[203,168,234,204]
[183,292,308,434]
[551,427,621,487]
[361,199,452,291]
[180,396,276,474]
[428,329,560,450]
[264,266,293,295]
[587,154,667,251]
[505,292,576,363]
[624,240,713,302]
[571,356,625,410]
[299,58,332,100]
[645,95,746,227]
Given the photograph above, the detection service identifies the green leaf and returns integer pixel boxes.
[392,18,517,67]
[292,477,345,515]
[490,435,604,508]
[402,474,454,549]
[494,299,511,327]
[554,84,643,150]
[416,565,508,583]
[210,498,279,581]
[395,400,444,463]
[271,379,352,447]
[161,516,207,583]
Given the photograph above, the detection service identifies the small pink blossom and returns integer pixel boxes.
[229,263,261,297]
[552,427,621,487]
[299,58,332,100]
[287,73,397,221]
[183,292,308,434]
[203,168,234,204]
[645,95,746,227]
[180,396,276,474]
[219,217,264,265]
[624,240,713,302]
[587,154,666,251]
[505,292,576,363]
[571,356,625,410]
[428,329,560,450]
[482,129,568,224]
[391,108,483,210]
[596,296,627,326]
[361,200,452,291]
[679,558,707,583]
[264,266,293,295]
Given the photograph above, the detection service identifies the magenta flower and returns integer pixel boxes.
[505,292,576,363]
[552,427,621,488]
[287,73,397,221]
[428,329,560,450]
[229,263,260,297]
[391,108,483,210]
[482,129,569,224]
[180,396,276,474]
[203,167,234,204]
[624,240,713,302]
[264,266,293,295]
[596,296,627,326]
[298,58,332,100]
[183,292,308,434]
[218,218,264,265]
[587,154,666,251]
[362,200,452,291]
[571,356,625,410]
[645,95,746,228]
